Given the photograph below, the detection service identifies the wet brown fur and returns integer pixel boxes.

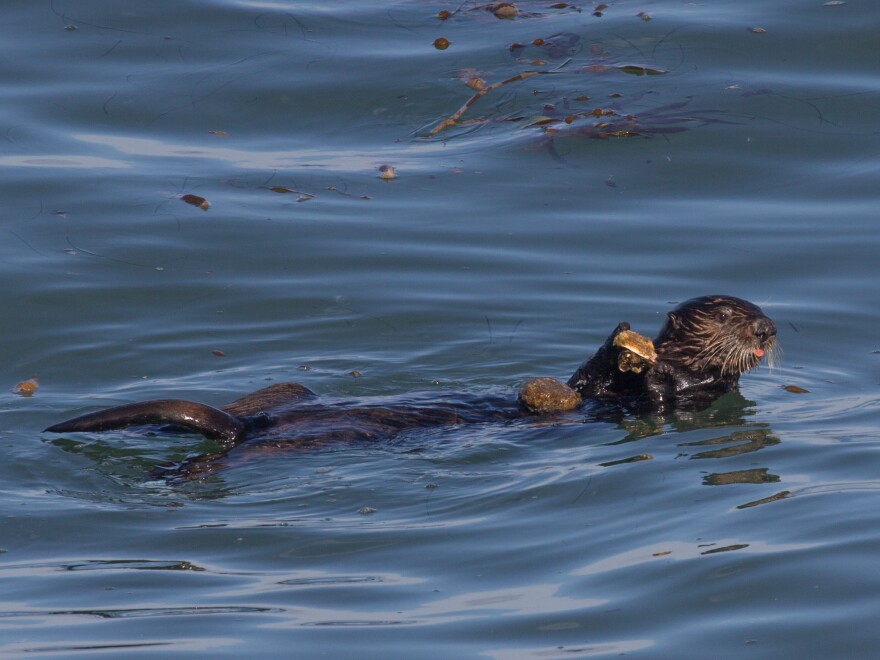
[654,295,777,377]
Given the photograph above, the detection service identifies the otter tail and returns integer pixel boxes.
[44,400,247,444]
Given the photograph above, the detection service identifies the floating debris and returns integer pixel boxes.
[181,194,209,211]
[13,377,39,397]
[737,490,792,509]
[599,454,653,467]
[617,64,667,76]
[701,544,749,555]
[493,3,518,19]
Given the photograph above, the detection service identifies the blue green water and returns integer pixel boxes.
[2,0,880,656]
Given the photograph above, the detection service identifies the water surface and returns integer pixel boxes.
[2,0,880,657]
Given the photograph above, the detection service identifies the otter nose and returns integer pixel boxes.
[754,318,776,344]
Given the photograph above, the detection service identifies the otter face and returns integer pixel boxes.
[656,295,778,377]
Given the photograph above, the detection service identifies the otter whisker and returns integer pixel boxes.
[719,342,745,376]
[697,336,739,373]
[765,340,781,370]
[701,337,732,361]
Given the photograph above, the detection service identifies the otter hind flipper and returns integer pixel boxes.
[222,382,317,416]
[44,399,247,444]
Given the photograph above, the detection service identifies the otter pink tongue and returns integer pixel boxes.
[753,348,765,358]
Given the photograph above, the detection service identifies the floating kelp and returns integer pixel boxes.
[426,69,545,138]
[617,64,667,76]
[451,1,573,20]
[521,32,582,59]
[268,186,316,201]
[433,0,644,24]
[424,29,705,144]
[428,85,730,156]
[419,2,735,164]
[522,95,734,162]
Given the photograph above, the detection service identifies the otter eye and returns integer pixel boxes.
[718,306,732,321]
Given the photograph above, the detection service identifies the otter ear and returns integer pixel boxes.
[666,311,681,329]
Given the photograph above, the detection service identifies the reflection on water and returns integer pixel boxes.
[682,428,779,460]
[702,467,780,486]
[611,391,762,444]
[738,490,792,509]
[573,538,817,576]
[0,155,131,169]
[598,453,652,467]
[261,581,606,628]
[485,638,654,659]
[74,133,451,172]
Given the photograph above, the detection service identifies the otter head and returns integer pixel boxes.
[654,295,777,378]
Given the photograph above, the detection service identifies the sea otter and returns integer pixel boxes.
[44,295,776,476]
[567,295,777,411]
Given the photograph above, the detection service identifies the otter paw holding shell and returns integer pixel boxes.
[518,377,582,413]
[612,329,657,374]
